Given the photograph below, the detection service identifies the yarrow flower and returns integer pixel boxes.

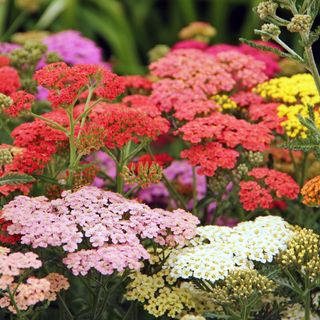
[40,30,103,67]
[0,247,69,314]
[166,216,294,283]
[181,142,239,176]
[35,62,124,107]
[254,74,320,138]
[177,112,273,151]
[301,176,320,207]
[4,90,35,117]
[0,66,20,95]
[2,186,199,275]
[239,168,299,211]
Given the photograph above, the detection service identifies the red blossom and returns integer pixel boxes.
[248,168,299,199]
[239,181,273,211]
[4,91,35,117]
[248,103,284,134]
[129,153,173,171]
[121,75,153,91]
[177,112,273,152]
[181,142,239,176]
[0,55,10,67]
[230,91,263,108]
[0,212,21,245]
[0,66,20,95]
[35,63,124,107]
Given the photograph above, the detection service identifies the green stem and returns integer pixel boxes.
[192,166,198,215]
[1,11,28,41]
[145,145,188,210]
[30,112,68,133]
[58,293,74,320]
[303,44,320,96]
[116,143,131,194]
[273,36,304,62]
[78,86,94,133]
[299,153,308,188]
[304,276,311,320]
[67,108,77,188]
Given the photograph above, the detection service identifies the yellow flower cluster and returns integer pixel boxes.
[211,94,238,111]
[125,269,195,318]
[255,74,320,138]
[209,269,275,307]
[277,226,320,279]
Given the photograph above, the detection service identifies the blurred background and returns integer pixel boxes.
[1,0,317,74]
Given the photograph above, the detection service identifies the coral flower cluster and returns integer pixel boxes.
[0,247,69,314]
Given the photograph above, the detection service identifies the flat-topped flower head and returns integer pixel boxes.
[2,186,199,275]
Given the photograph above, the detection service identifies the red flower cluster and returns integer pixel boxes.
[121,75,153,91]
[0,66,20,95]
[181,142,239,176]
[239,181,273,211]
[4,90,35,117]
[239,168,299,211]
[248,103,284,134]
[130,153,173,170]
[35,63,124,107]
[230,91,263,108]
[89,103,169,149]
[0,55,10,67]
[177,112,273,152]
[0,212,20,245]
[122,95,162,117]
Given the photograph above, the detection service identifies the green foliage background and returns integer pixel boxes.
[0,0,305,73]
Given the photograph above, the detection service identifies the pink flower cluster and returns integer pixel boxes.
[150,49,267,118]
[2,186,199,275]
[0,247,69,313]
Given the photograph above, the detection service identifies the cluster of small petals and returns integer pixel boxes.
[230,91,263,108]
[177,112,273,151]
[0,55,10,67]
[213,51,268,89]
[239,181,274,211]
[172,39,208,51]
[35,63,124,107]
[0,212,21,245]
[121,75,153,91]
[206,41,280,77]
[181,142,239,176]
[0,42,20,55]
[0,250,41,277]
[41,30,103,66]
[4,90,35,117]
[301,176,320,206]
[248,102,284,133]
[150,49,235,112]
[0,66,20,95]
[63,244,149,276]
[44,273,70,301]
[167,216,294,283]
[2,186,199,275]
[122,95,162,117]
[132,153,173,169]
[249,168,299,199]
[89,102,169,149]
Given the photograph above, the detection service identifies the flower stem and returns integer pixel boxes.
[304,277,311,320]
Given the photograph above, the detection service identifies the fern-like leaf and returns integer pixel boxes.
[240,38,302,62]
[0,173,35,186]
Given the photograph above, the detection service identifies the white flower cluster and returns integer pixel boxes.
[280,303,319,320]
[166,216,294,283]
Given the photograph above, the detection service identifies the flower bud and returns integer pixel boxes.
[179,22,216,43]
[0,149,13,166]
[287,14,312,32]
[148,44,170,63]
[261,23,281,41]
[256,1,278,20]
[0,93,13,112]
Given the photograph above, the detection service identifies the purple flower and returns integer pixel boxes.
[0,43,20,55]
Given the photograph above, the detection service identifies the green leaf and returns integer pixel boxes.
[240,38,300,61]
[35,0,66,29]
[0,173,35,186]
